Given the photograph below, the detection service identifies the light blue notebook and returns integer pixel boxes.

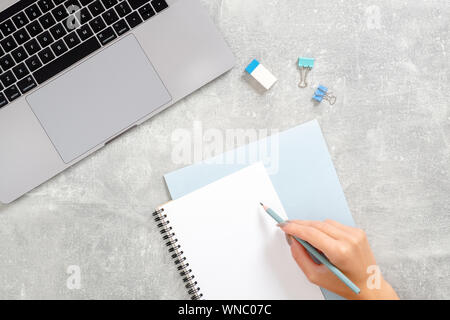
[164,120,354,300]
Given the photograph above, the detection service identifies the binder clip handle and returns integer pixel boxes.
[313,85,337,105]
[298,68,310,88]
[324,94,337,105]
[298,57,315,88]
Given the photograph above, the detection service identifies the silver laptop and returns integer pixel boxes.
[0,0,235,204]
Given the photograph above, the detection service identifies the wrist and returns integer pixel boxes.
[357,279,399,300]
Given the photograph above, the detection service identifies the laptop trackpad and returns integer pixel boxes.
[27,35,172,163]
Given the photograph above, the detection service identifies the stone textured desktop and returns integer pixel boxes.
[0,0,449,299]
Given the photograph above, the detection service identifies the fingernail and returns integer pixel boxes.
[285,234,293,246]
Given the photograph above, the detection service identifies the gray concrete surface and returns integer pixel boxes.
[0,0,449,299]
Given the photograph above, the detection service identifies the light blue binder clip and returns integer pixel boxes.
[313,85,337,105]
[298,57,315,88]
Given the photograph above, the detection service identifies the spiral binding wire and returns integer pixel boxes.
[153,208,203,300]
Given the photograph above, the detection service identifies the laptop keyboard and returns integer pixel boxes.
[0,0,169,109]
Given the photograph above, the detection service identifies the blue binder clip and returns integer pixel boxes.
[298,57,315,88]
[313,85,337,105]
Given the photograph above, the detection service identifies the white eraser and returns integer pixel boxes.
[245,59,277,90]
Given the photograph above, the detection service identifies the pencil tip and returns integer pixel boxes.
[260,202,264,206]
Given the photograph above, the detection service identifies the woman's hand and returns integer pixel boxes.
[279,220,399,300]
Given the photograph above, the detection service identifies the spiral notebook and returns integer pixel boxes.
[152,163,324,300]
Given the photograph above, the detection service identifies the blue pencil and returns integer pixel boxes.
[260,203,361,295]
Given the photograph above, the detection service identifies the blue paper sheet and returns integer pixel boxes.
[164,120,354,300]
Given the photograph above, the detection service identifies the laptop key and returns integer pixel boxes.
[97,26,116,45]
[25,4,43,21]
[76,24,94,41]
[0,36,18,53]
[25,55,43,72]
[151,0,168,13]
[52,5,69,22]
[27,20,44,37]
[0,93,8,108]
[0,71,17,88]
[101,0,118,9]
[0,54,15,71]
[12,12,29,29]
[17,75,37,94]
[115,2,132,18]
[38,47,55,64]
[12,62,30,80]
[102,8,119,25]
[11,46,29,63]
[38,0,56,13]
[139,4,155,21]
[64,32,81,49]
[0,19,17,36]
[39,12,57,29]
[24,38,42,55]
[125,11,142,29]
[51,39,68,56]
[80,0,95,5]
[90,16,106,32]
[64,0,81,10]
[128,0,147,10]
[33,36,101,84]
[112,19,129,36]
[50,23,67,40]
[13,28,31,45]
[4,84,21,102]
[78,8,93,25]
[88,1,106,17]
[37,31,54,48]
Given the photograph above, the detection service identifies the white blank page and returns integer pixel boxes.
[162,163,324,300]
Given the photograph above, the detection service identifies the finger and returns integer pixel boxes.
[324,219,357,234]
[290,238,322,283]
[285,234,293,246]
[288,220,353,241]
[280,222,338,257]
[323,220,366,242]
